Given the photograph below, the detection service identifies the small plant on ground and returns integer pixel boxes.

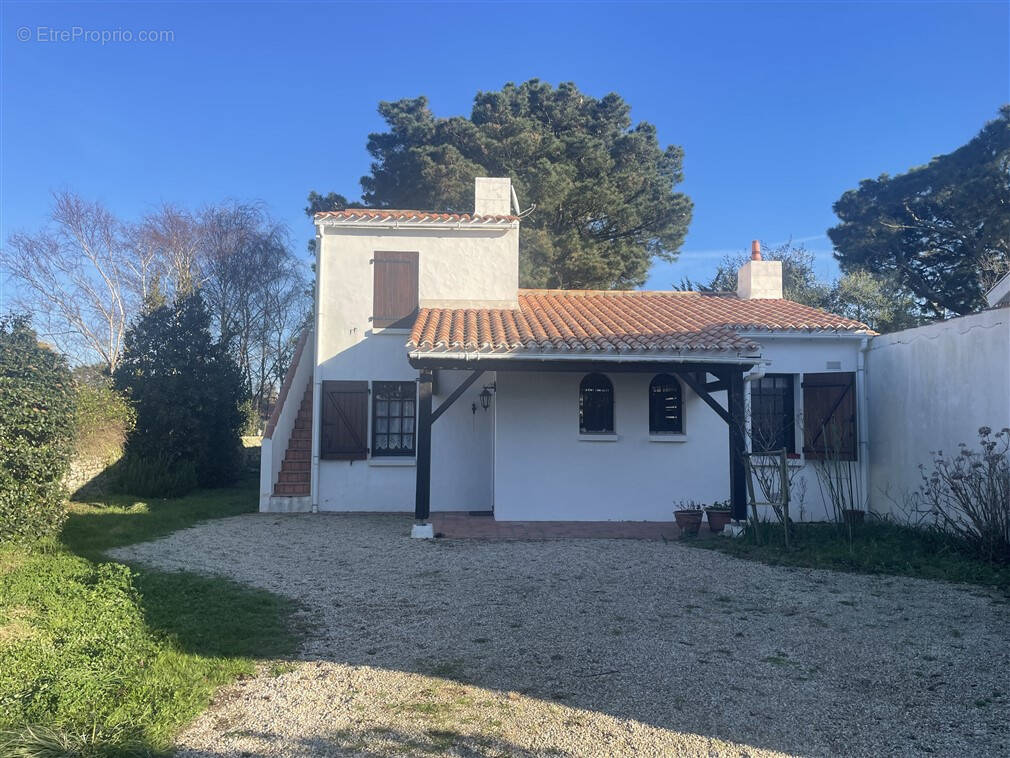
[920,426,1010,564]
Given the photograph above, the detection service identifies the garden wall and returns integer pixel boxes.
[866,306,1010,517]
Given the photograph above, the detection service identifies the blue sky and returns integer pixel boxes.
[1,0,1007,297]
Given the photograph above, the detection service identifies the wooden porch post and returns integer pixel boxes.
[415,369,433,521]
[726,368,748,521]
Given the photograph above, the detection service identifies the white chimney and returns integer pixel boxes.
[736,240,783,299]
[474,177,512,216]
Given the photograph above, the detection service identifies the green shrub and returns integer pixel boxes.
[114,293,246,491]
[0,316,76,544]
[73,379,134,465]
[114,455,198,498]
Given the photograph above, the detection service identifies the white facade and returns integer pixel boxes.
[261,178,885,522]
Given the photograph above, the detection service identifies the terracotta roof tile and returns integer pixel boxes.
[315,209,518,223]
[409,289,871,356]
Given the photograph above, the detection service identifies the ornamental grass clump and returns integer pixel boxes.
[920,426,1010,564]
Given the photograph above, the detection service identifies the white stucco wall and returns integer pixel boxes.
[491,336,865,523]
[867,308,1010,515]
[311,223,512,512]
[493,370,728,521]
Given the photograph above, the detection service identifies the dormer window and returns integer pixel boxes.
[373,251,418,328]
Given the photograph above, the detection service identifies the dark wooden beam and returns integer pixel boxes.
[431,370,484,424]
[726,369,748,521]
[675,370,733,426]
[704,379,728,393]
[414,370,433,521]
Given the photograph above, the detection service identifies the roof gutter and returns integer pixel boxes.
[407,350,763,366]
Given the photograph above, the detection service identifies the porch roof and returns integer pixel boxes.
[408,289,870,359]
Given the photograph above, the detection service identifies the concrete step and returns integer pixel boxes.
[278,471,309,484]
[285,448,310,461]
[274,482,309,496]
[281,459,310,472]
[264,495,311,513]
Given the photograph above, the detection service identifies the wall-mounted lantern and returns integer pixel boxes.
[479,382,496,411]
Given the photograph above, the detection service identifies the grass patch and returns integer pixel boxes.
[691,521,1010,589]
[0,476,301,755]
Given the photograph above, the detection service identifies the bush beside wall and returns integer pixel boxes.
[0,316,77,544]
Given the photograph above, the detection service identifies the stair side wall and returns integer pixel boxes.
[260,334,315,511]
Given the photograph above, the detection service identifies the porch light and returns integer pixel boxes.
[479,383,496,411]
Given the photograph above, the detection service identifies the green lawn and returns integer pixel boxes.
[691,520,1010,590]
[0,477,301,757]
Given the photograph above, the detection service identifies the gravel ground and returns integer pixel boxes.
[110,513,1010,758]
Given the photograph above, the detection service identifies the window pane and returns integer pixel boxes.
[390,400,401,416]
[376,400,388,417]
[375,417,388,433]
[375,434,388,449]
[403,433,413,449]
[389,417,401,434]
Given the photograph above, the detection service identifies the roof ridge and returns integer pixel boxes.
[518,288,709,297]
[315,208,519,221]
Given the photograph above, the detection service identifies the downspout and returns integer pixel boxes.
[857,337,871,512]
[310,226,323,514]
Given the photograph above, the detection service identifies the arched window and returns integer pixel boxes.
[579,373,614,433]
[649,374,683,434]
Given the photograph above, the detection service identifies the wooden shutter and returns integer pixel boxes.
[373,251,418,328]
[802,372,857,461]
[320,381,368,460]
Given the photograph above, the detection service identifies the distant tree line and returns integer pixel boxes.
[2,195,309,419]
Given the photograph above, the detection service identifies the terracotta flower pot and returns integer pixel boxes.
[705,508,733,533]
[843,509,865,527]
[674,509,704,536]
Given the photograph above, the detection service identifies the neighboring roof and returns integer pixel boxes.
[314,209,519,225]
[409,289,871,356]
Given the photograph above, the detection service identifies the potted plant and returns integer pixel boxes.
[704,500,733,533]
[673,500,704,536]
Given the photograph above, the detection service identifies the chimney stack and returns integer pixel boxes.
[474,177,512,216]
[737,239,782,299]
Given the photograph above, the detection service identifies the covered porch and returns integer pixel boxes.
[408,356,756,528]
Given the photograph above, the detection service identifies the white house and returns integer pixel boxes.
[260,178,875,527]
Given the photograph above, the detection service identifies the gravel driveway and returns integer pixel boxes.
[111,513,1009,757]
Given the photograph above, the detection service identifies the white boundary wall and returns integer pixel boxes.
[867,307,1010,516]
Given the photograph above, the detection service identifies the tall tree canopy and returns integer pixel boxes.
[325,80,692,289]
[829,106,1010,316]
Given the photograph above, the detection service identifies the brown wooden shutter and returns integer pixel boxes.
[373,251,418,328]
[802,372,857,461]
[320,381,368,460]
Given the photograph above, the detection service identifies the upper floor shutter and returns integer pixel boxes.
[320,380,368,460]
[373,251,418,328]
[802,372,857,461]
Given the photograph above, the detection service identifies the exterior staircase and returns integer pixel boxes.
[273,385,312,497]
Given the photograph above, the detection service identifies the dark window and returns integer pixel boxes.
[373,251,418,328]
[649,374,684,433]
[750,374,795,453]
[320,381,368,460]
[372,381,416,456]
[579,373,614,434]
[802,372,857,461]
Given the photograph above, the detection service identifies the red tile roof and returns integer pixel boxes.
[409,289,871,355]
[315,209,519,223]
